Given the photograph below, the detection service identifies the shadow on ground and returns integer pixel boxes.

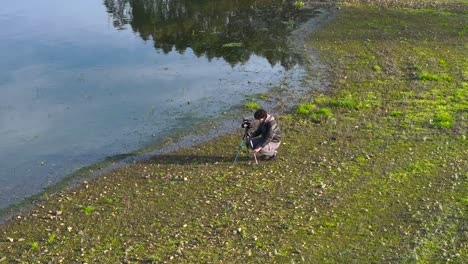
[142,154,254,165]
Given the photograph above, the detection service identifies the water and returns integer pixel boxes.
[0,0,324,210]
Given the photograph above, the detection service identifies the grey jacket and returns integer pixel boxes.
[251,115,282,147]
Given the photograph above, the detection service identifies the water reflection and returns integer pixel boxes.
[104,0,319,68]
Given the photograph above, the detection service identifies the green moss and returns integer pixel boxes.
[244,100,261,110]
[30,241,40,251]
[82,206,96,215]
[334,97,359,109]
[296,103,315,115]
[1,2,466,263]
[460,198,468,206]
[438,59,447,66]
[310,108,332,122]
[432,111,455,129]
[313,94,333,105]
[389,111,403,117]
[419,71,453,82]
[47,233,57,244]
[356,156,367,163]
[404,161,435,174]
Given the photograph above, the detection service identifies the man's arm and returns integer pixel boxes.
[250,126,261,138]
[260,121,278,147]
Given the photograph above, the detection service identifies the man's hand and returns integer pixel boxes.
[253,147,262,153]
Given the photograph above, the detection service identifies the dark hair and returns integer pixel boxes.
[254,109,267,120]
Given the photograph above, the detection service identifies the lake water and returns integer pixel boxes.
[0,0,325,210]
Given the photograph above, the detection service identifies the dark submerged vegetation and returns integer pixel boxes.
[1,1,467,262]
[104,0,322,68]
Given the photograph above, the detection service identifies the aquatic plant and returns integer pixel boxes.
[295,1,305,9]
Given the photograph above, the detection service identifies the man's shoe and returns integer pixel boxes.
[268,152,277,161]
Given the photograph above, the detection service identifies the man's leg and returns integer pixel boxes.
[259,142,280,157]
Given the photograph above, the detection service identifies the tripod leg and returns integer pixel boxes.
[233,139,245,164]
[249,140,259,165]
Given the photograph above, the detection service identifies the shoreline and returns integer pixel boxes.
[1,2,465,262]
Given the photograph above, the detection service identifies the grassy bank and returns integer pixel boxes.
[1,1,467,263]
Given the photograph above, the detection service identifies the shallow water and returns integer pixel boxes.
[0,0,323,210]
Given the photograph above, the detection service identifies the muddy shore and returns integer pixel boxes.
[1,1,466,262]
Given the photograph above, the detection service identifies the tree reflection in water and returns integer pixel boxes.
[103,0,320,68]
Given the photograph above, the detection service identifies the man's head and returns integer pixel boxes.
[254,109,268,120]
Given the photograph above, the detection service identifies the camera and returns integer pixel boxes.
[241,118,252,129]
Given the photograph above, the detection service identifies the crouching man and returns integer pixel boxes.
[249,109,281,160]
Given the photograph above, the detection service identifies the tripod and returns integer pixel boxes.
[233,127,258,165]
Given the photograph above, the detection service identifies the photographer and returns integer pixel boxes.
[249,109,281,160]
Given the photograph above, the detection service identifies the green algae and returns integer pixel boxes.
[244,100,261,110]
[0,1,467,263]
